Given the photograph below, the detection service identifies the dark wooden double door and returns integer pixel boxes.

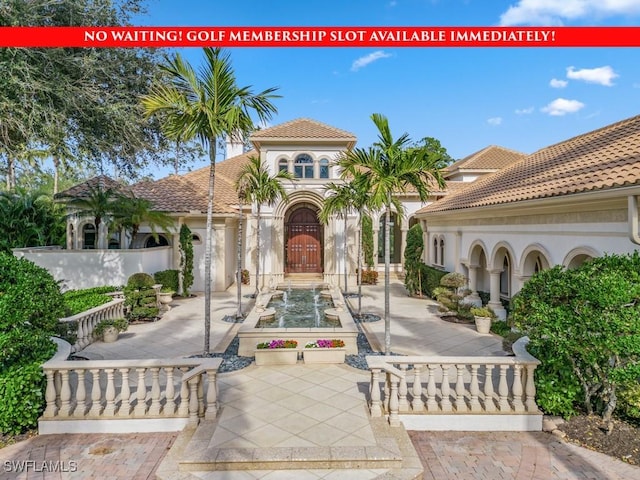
[285,207,322,273]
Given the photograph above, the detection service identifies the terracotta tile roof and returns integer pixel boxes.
[250,118,356,146]
[55,175,128,199]
[444,145,526,176]
[132,151,254,214]
[420,114,640,214]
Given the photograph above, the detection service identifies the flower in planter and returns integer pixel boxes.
[305,339,345,349]
[256,339,298,349]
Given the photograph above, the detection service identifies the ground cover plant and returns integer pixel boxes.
[62,286,119,316]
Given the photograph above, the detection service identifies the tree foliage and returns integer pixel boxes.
[111,194,174,248]
[179,224,194,297]
[0,0,169,190]
[404,223,424,295]
[0,190,65,252]
[512,253,640,424]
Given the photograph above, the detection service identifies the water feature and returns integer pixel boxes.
[258,289,340,328]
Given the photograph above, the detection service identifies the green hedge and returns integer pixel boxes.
[154,269,179,293]
[0,253,63,434]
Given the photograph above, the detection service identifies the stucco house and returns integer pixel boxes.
[415,114,640,318]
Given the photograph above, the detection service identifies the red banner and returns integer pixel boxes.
[0,26,638,48]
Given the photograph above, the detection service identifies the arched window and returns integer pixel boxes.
[433,237,439,265]
[294,154,314,179]
[534,256,542,274]
[145,235,169,248]
[319,158,329,179]
[439,238,445,266]
[278,159,288,173]
[83,224,96,249]
[191,233,202,245]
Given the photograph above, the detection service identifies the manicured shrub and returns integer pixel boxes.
[154,269,179,293]
[420,264,448,297]
[512,253,640,424]
[404,224,424,295]
[63,292,112,316]
[126,272,155,289]
[0,253,63,434]
[124,273,159,321]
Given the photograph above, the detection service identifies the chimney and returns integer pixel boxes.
[225,132,245,159]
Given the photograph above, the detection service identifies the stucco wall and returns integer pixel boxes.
[13,246,172,291]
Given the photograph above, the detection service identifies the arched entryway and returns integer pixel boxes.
[284,204,323,273]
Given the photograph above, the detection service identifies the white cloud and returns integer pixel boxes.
[499,0,640,26]
[515,106,535,115]
[541,98,585,116]
[487,117,503,126]
[351,51,392,72]
[566,66,619,86]
[389,1,397,6]
[550,78,568,88]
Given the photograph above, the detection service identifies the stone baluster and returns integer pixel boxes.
[469,364,481,412]
[455,364,467,412]
[398,364,409,412]
[426,365,438,411]
[197,377,205,418]
[205,368,217,419]
[77,321,86,350]
[103,369,116,416]
[484,364,496,411]
[524,364,538,412]
[134,368,147,416]
[54,371,61,407]
[89,369,102,416]
[512,365,524,412]
[383,373,391,413]
[388,374,400,427]
[178,368,190,416]
[119,368,131,417]
[370,369,382,417]
[43,370,57,417]
[498,364,510,411]
[440,365,452,412]
[74,370,86,417]
[411,365,425,412]
[164,367,176,415]
[57,370,72,417]
[187,377,200,426]
[148,368,161,415]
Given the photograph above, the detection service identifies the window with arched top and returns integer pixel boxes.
[534,256,542,274]
[439,238,445,266]
[319,158,329,179]
[500,256,511,296]
[294,154,314,179]
[433,237,439,265]
[278,159,288,173]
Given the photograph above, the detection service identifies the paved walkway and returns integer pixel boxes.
[1,281,639,479]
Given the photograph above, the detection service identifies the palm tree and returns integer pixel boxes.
[65,183,118,248]
[142,48,279,355]
[338,113,447,354]
[111,194,175,249]
[237,155,294,297]
[235,186,247,318]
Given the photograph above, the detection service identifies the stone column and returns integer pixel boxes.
[488,269,507,319]
[66,220,74,250]
[464,263,482,307]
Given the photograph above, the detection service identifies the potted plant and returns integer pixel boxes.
[94,318,129,343]
[470,306,495,334]
[303,339,346,364]
[254,339,298,365]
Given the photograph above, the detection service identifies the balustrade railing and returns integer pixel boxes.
[367,338,540,427]
[59,297,125,352]
[41,357,221,427]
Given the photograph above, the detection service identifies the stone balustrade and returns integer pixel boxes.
[367,337,542,431]
[59,297,125,352]
[40,351,222,434]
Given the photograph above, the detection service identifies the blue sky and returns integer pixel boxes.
[137,0,640,176]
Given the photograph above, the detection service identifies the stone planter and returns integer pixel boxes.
[102,326,120,343]
[474,316,492,334]
[303,348,346,364]
[158,292,174,305]
[254,349,299,366]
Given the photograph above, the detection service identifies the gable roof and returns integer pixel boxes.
[55,175,128,199]
[132,151,254,214]
[444,145,526,176]
[250,118,357,148]
[419,114,640,214]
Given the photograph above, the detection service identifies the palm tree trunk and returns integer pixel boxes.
[254,205,261,298]
[204,141,216,355]
[357,212,363,316]
[343,215,348,293]
[384,205,391,355]
[236,202,243,318]
[53,156,60,195]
